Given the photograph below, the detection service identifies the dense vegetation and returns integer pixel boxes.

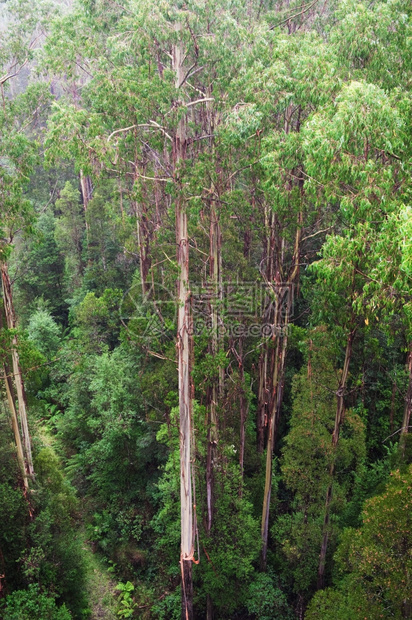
[0,0,411,618]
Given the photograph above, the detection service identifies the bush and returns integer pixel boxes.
[1,584,72,620]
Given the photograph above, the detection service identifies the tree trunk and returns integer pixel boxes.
[390,377,397,435]
[3,365,28,489]
[260,307,288,570]
[133,191,151,296]
[79,169,92,239]
[400,343,412,457]
[173,32,194,620]
[238,337,248,490]
[260,213,301,570]
[0,305,26,486]
[206,379,217,536]
[0,262,34,481]
[204,86,221,620]
[0,547,5,597]
[257,207,275,453]
[257,345,269,454]
[206,203,221,534]
[181,560,193,620]
[206,593,213,620]
[317,328,355,589]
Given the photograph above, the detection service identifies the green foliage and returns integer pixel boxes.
[247,572,292,620]
[0,481,29,590]
[1,584,72,620]
[25,448,89,618]
[115,582,136,619]
[54,182,86,290]
[151,588,181,620]
[331,0,412,90]
[306,465,412,619]
[27,308,61,359]
[2,0,411,618]
[13,210,67,324]
[0,402,88,618]
[303,80,405,215]
[73,288,123,352]
[304,585,375,620]
[153,407,260,617]
[340,453,393,528]
[275,328,366,598]
[337,466,412,617]
[399,205,412,279]
[82,185,135,294]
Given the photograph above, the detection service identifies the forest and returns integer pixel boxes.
[0,0,411,618]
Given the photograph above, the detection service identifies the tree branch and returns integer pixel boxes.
[185,98,214,108]
[269,0,320,29]
[127,163,171,182]
[302,227,333,242]
[108,121,172,142]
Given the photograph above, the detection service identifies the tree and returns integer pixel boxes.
[275,328,365,612]
[302,77,407,588]
[306,465,412,620]
[0,0,55,488]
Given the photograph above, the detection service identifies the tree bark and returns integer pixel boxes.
[0,305,26,486]
[3,365,28,489]
[257,345,270,454]
[206,202,221,534]
[1,262,34,481]
[79,169,93,241]
[257,207,275,453]
[173,31,194,620]
[181,560,193,620]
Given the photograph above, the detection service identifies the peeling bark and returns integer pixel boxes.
[173,31,194,620]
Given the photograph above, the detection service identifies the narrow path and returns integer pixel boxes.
[81,532,117,620]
